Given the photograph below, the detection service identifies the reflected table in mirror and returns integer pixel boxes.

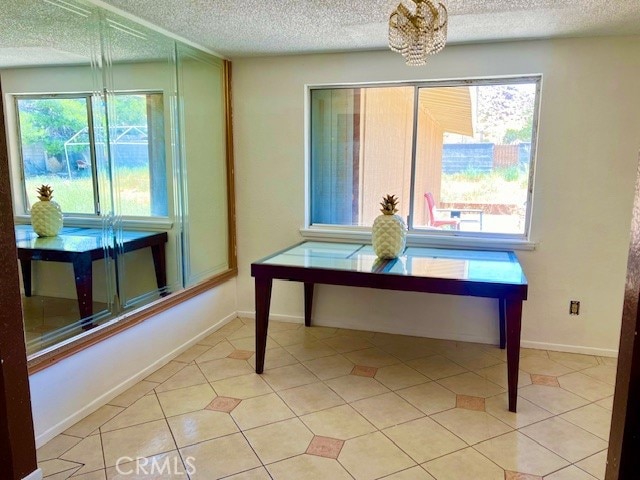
[251,241,528,412]
[15,226,168,328]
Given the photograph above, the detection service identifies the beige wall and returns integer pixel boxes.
[233,36,640,355]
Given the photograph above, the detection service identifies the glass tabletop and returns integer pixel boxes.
[15,225,162,253]
[259,241,527,285]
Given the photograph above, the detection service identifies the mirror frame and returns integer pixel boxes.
[16,60,237,373]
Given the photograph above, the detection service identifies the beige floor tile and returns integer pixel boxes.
[156,383,216,418]
[222,467,272,479]
[244,417,314,464]
[74,469,106,480]
[325,374,390,402]
[247,346,299,370]
[64,405,124,438]
[101,395,165,432]
[144,361,186,383]
[37,434,81,462]
[344,347,402,368]
[484,394,553,429]
[334,327,376,339]
[575,450,607,480]
[270,320,303,331]
[300,404,376,440]
[180,433,261,479]
[351,392,424,429]
[518,385,590,415]
[597,356,617,367]
[108,381,158,408]
[545,465,598,480]
[303,354,355,380]
[230,334,278,352]
[154,364,209,393]
[437,372,505,398]
[194,340,236,364]
[39,458,82,477]
[167,409,238,447]
[595,396,613,411]
[305,325,339,338]
[423,447,504,480]
[211,373,273,399]
[267,454,352,480]
[396,381,457,415]
[383,417,467,463]
[226,324,256,340]
[321,335,373,353]
[580,365,617,386]
[382,466,435,479]
[443,351,505,371]
[521,417,608,463]
[284,340,338,361]
[269,328,315,346]
[278,381,344,415]
[432,408,512,444]
[231,393,295,430]
[475,432,569,476]
[476,364,532,389]
[374,363,430,390]
[102,419,176,467]
[197,330,228,346]
[548,352,599,371]
[59,434,104,475]
[174,344,212,363]
[260,363,319,391]
[198,357,254,382]
[106,451,185,479]
[560,404,612,440]
[557,372,614,401]
[518,356,574,377]
[339,431,415,480]
[406,355,467,380]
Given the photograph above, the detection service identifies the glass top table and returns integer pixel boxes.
[15,225,168,325]
[252,241,528,412]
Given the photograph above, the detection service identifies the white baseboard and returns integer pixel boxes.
[34,311,238,447]
[238,310,619,357]
[23,468,43,480]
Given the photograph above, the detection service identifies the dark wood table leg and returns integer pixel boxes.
[499,298,506,349]
[72,254,94,329]
[19,258,32,297]
[506,298,523,412]
[150,243,167,294]
[255,276,273,374]
[304,282,314,327]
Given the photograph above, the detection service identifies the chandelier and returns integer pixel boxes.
[389,0,448,66]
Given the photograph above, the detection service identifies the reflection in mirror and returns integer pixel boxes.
[1,0,233,360]
[3,0,116,355]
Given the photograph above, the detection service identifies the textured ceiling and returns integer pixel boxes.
[97,0,640,58]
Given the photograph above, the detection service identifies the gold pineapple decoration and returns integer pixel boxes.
[31,184,63,237]
[372,194,407,259]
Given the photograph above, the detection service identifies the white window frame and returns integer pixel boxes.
[302,75,542,251]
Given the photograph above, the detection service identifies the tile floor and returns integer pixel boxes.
[38,317,616,479]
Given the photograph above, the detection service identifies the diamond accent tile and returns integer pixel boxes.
[306,435,345,459]
[351,365,378,377]
[531,374,560,387]
[206,396,242,413]
[456,394,486,411]
[228,349,254,360]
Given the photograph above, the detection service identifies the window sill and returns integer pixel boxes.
[299,227,537,251]
[14,215,173,231]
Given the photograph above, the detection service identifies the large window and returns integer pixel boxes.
[16,92,167,217]
[309,77,540,240]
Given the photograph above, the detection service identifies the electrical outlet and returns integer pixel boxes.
[570,300,580,315]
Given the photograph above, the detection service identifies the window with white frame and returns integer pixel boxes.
[308,77,540,239]
[16,92,167,217]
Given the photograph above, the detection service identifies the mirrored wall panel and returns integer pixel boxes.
[0,0,233,358]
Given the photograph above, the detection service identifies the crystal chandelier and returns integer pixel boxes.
[389,0,448,66]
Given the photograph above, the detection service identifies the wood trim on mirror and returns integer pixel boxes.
[25,60,239,373]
